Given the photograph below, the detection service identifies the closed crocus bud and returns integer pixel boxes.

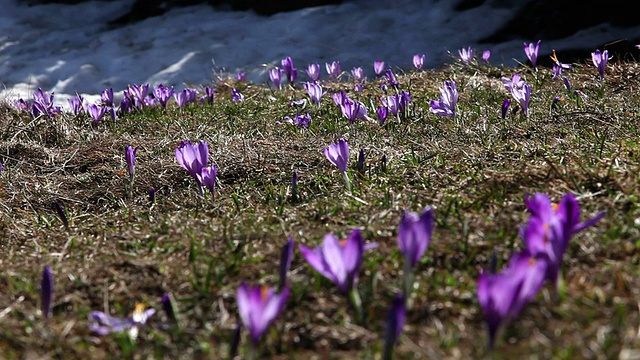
[41,265,54,318]
[279,238,294,290]
[413,54,425,69]
[501,98,510,119]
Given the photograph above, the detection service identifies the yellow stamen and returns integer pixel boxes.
[552,203,559,211]
[550,49,559,64]
[339,239,347,247]
[529,257,536,266]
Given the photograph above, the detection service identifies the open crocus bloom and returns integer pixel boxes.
[236,282,289,346]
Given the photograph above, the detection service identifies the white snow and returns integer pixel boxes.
[1,0,637,108]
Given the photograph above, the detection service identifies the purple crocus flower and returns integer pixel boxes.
[148,187,157,204]
[413,54,425,69]
[128,84,150,109]
[324,139,349,173]
[562,76,572,93]
[383,69,399,88]
[351,67,365,82]
[501,74,525,93]
[325,61,341,80]
[524,40,541,69]
[125,145,137,179]
[236,282,289,346]
[199,86,215,104]
[120,96,132,114]
[511,83,531,117]
[279,237,294,290]
[501,98,510,119]
[383,294,406,360]
[32,88,61,117]
[382,94,401,118]
[41,265,53,318]
[340,99,372,123]
[482,50,491,63]
[306,63,321,82]
[237,71,247,82]
[174,88,197,108]
[270,67,285,89]
[175,140,209,194]
[521,193,605,284]
[331,91,348,106]
[54,200,69,229]
[154,84,175,108]
[377,105,388,126]
[281,56,297,84]
[283,113,311,128]
[88,304,155,339]
[592,49,611,81]
[101,88,114,107]
[304,82,324,104]
[374,60,386,75]
[68,95,84,115]
[86,104,107,123]
[398,207,434,270]
[15,98,30,112]
[429,80,458,117]
[161,293,177,323]
[478,250,548,348]
[299,229,366,294]
[231,88,244,102]
[198,165,217,198]
[356,148,365,173]
[551,50,572,79]
[458,47,473,65]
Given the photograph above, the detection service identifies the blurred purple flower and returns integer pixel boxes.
[281,56,297,84]
[374,60,386,75]
[88,304,155,338]
[283,113,311,128]
[501,74,525,93]
[175,140,209,195]
[279,237,294,290]
[478,250,548,348]
[41,265,53,318]
[306,63,321,82]
[237,71,247,82]
[199,86,215,104]
[101,88,114,107]
[291,171,298,201]
[511,83,531,116]
[154,84,175,108]
[148,187,157,204]
[32,88,61,117]
[331,91,348,107]
[351,67,365,82]
[324,139,349,173]
[383,294,406,360]
[270,67,284,89]
[299,229,366,294]
[482,50,491,63]
[377,105,388,126]
[231,88,244,102]
[551,50,572,79]
[524,40,541,69]
[236,282,289,346]
[340,99,372,123]
[161,293,177,323]
[413,54,425,69]
[325,61,341,80]
[356,148,365,173]
[128,84,149,109]
[383,69,399,88]
[68,95,84,115]
[304,82,324,104]
[562,76,571,92]
[591,49,611,81]
[198,165,217,198]
[174,88,197,108]
[501,98,510,119]
[458,47,473,65]
[521,193,605,284]
[429,80,458,117]
[398,207,434,270]
[125,145,137,180]
[54,200,69,229]
[86,104,107,123]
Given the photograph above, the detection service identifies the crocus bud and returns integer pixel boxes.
[41,265,54,318]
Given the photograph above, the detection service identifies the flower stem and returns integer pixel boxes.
[342,171,351,193]
[349,287,364,325]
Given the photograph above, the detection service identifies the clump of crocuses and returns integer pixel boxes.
[175,140,217,197]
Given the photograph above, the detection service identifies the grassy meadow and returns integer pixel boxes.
[1,56,640,359]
